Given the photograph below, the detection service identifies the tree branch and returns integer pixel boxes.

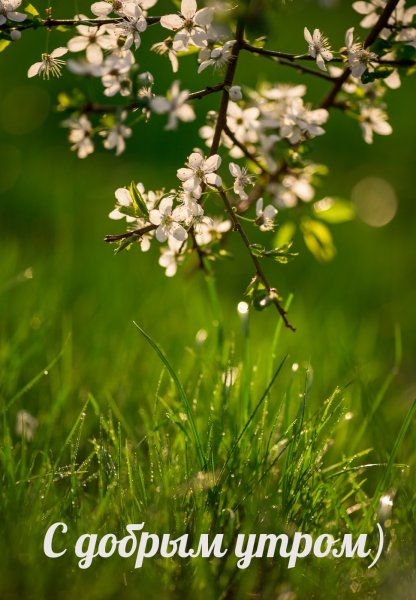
[104,224,156,244]
[0,15,161,33]
[217,187,295,331]
[320,0,402,109]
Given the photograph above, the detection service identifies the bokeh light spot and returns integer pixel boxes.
[352,177,398,228]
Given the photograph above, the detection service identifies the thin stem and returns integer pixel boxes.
[217,187,295,331]
[209,20,245,156]
[1,16,161,32]
[104,224,156,243]
[223,124,266,172]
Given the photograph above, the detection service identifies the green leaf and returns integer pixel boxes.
[301,218,336,262]
[129,182,149,219]
[262,242,298,264]
[313,197,356,224]
[361,67,394,84]
[25,3,39,17]
[115,239,133,254]
[249,242,298,263]
[274,221,297,247]
[24,3,39,17]
[245,277,269,311]
[0,40,11,53]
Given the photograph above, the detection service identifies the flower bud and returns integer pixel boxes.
[229,86,242,101]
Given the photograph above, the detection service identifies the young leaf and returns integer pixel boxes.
[25,3,40,17]
[313,197,356,224]
[301,218,336,262]
[129,182,149,219]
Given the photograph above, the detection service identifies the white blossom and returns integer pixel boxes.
[198,40,235,72]
[229,163,253,201]
[15,410,37,441]
[159,236,186,277]
[268,168,316,208]
[0,0,26,26]
[195,218,231,246]
[149,196,188,242]
[101,51,135,96]
[345,27,378,80]
[67,15,116,64]
[151,81,195,130]
[101,113,132,155]
[27,48,68,79]
[304,27,333,71]
[359,105,392,143]
[352,1,387,29]
[160,0,214,51]
[280,98,328,144]
[255,198,278,231]
[109,186,137,222]
[115,3,148,49]
[65,115,95,158]
[151,39,179,72]
[177,152,222,197]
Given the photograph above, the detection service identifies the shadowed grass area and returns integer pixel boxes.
[0,263,415,598]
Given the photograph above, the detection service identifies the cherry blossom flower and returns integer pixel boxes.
[359,105,392,143]
[149,196,188,242]
[198,40,235,72]
[255,198,278,232]
[195,218,232,246]
[159,237,186,277]
[150,81,195,130]
[101,51,135,96]
[304,27,333,71]
[101,113,132,155]
[177,152,222,197]
[151,38,179,72]
[27,47,68,79]
[91,0,130,17]
[229,163,253,201]
[160,0,214,51]
[67,15,116,64]
[0,0,26,26]
[115,3,147,49]
[109,187,137,222]
[345,27,378,80]
[352,1,387,29]
[65,115,95,158]
[268,168,316,208]
[280,98,328,144]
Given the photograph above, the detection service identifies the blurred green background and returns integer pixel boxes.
[1,0,415,442]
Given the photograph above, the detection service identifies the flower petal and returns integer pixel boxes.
[203,154,221,173]
[194,7,214,26]
[160,14,184,31]
[27,62,42,78]
[181,0,197,19]
[188,152,204,169]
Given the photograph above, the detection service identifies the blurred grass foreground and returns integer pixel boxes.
[1,0,416,598]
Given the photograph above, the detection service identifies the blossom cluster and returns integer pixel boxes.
[0,0,415,321]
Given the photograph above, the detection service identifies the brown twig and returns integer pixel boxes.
[218,187,295,331]
[104,224,156,243]
[321,0,402,109]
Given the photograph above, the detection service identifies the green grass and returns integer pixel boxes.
[1,1,416,597]
[0,262,415,599]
